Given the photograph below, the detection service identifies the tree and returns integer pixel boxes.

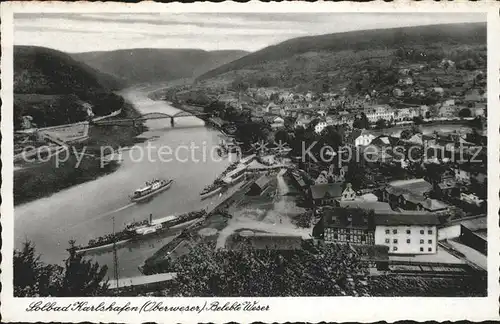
[469,116,484,130]
[14,240,109,297]
[234,120,270,149]
[375,119,387,129]
[400,129,413,140]
[458,108,472,118]
[291,211,314,228]
[274,128,291,145]
[60,241,109,296]
[344,160,366,190]
[320,125,343,151]
[169,241,368,297]
[412,116,424,125]
[14,241,60,297]
[353,113,370,129]
[230,77,249,92]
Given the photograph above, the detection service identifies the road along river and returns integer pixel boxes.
[14,84,235,278]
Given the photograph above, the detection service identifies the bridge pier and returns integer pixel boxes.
[170,117,175,127]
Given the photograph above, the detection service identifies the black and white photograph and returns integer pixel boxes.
[2,2,499,322]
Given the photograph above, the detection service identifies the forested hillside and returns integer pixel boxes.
[196,23,486,95]
[14,46,126,128]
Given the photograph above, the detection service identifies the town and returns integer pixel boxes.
[12,14,488,299]
[111,53,488,296]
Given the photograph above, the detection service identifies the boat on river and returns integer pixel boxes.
[71,210,207,254]
[130,179,173,202]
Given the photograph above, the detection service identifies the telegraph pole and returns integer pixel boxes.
[112,216,120,289]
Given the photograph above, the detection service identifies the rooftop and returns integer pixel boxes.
[310,183,344,200]
[374,211,440,226]
[253,174,272,190]
[338,200,393,213]
[419,198,448,211]
[386,178,432,197]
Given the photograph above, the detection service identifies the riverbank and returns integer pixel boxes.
[14,100,145,206]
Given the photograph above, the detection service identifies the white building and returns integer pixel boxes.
[270,116,285,129]
[341,183,356,201]
[395,107,420,121]
[83,102,95,118]
[354,132,375,147]
[315,171,329,184]
[315,121,329,134]
[398,77,414,86]
[295,116,311,129]
[365,106,395,123]
[374,212,439,254]
[460,193,484,206]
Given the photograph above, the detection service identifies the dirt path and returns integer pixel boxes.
[216,219,311,249]
[216,168,311,249]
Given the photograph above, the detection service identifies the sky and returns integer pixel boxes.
[14,12,486,53]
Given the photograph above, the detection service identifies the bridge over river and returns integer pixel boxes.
[93,111,209,127]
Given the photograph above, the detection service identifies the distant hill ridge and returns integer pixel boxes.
[197,22,486,82]
[72,48,249,85]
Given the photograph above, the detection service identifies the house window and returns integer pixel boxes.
[385,229,390,234]
[346,229,350,234]
[420,247,424,252]
[428,247,432,252]
[393,229,397,234]
[385,238,390,244]
[393,246,398,251]
[393,239,398,244]
[334,234,338,239]
[420,239,424,244]
[428,239,432,244]
[346,235,351,241]
[406,239,411,244]
[420,229,424,234]
[361,235,366,242]
[406,229,411,234]
[428,229,433,235]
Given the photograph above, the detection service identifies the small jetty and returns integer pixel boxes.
[199,154,256,199]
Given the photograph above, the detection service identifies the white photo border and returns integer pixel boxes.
[1,1,499,322]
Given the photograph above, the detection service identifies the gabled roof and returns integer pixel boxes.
[253,175,272,189]
[374,212,440,226]
[386,178,432,196]
[321,207,373,228]
[338,200,393,213]
[310,183,344,200]
[419,198,448,211]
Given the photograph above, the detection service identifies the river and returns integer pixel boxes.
[14,84,234,278]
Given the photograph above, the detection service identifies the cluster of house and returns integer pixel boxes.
[306,173,444,255]
[352,130,487,188]
[287,135,486,256]
[306,172,487,258]
[240,82,487,133]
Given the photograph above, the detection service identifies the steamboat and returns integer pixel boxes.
[71,210,207,254]
[130,179,173,202]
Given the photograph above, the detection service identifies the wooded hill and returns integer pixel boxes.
[14,46,126,128]
[196,23,486,94]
